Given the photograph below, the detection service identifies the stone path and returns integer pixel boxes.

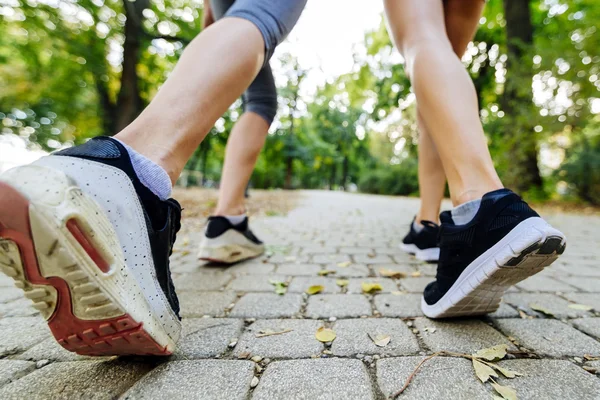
[1,190,599,399]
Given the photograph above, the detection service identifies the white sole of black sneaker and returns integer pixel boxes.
[421,217,566,318]
[415,247,440,263]
[198,230,265,264]
[400,243,418,255]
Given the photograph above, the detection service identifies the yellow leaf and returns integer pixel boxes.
[361,282,383,294]
[306,285,324,295]
[318,270,336,276]
[568,304,593,311]
[491,382,518,400]
[529,303,554,317]
[473,344,509,361]
[368,333,391,347]
[337,261,351,268]
[181,250,190,256]
[491,364,523,379]
[411,271,422,277]
[336,279,349,287]
[315,327,336,343]
[379,268,406,279]
[472,359,498,383]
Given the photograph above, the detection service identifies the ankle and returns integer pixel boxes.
[214,204,246,217]
[416,210,440,224]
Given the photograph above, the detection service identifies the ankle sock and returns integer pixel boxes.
[115,139,172,201]
[412,220,424,233]
[451,199,482,225]
[223,214,247,225]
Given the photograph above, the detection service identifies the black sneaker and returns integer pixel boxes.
[400,218,440,262]
[421,189,566,318]
[0,136,181,355]
[197,216,265,264]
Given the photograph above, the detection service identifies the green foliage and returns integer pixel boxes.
[358,159,419,196]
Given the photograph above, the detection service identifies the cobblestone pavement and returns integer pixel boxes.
[1,191,600,399]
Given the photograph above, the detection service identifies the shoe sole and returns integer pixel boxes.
[198,243,265,265]
[400,243,439,262]
[0,167,175,356]
[421,217,566,318]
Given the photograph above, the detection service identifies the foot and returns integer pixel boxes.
[0,137,181,356]
[197,216,265,264]
[421,189,566,318]
[400,219,440,262]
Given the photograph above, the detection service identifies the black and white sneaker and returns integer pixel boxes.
[400,218,440,262]
[0,137,181,356]
[421,189,566,318]
[197,216,265,264]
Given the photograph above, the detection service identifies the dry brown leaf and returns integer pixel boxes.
[255,328,293,338]
[379,268,407,279]
[368,333,391,347]
[411,271,422,277]
[568,303,593,311]
[584,354,600,361]
[473,344,509,361]
[491,382,518,400]
[491,364,523,379]
[315,327,336,343]
[336,279,349,287]
[336,261,351,268]
[318,270,336,276]
[306,285,324,295]
[361,282,383,294]
[529,303,554,317]
[472,359,498,383]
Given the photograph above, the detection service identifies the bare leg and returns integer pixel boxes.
[115,18,265,184]
[384,0,502,206]
[215,112,269,215]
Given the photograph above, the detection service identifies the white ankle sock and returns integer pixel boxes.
[223,214,246,225]
[451,199,482,225]
[412,220,424,233]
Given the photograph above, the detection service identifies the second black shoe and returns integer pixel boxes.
[197,216,265,264]
[400,218,440,262]
[421,189,566,318]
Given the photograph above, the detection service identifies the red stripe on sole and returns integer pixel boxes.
[66,218,111,273]
[0,181,170,356]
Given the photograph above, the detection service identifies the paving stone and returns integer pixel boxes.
[0,298,40,318]
[173,272,233,291]
[179,291,238,318]
[0,287,23,303]
[227,275,288,292]
[416,263,438,277]
[561,277,600,292]
[374,293,424,317]
[353,254,394,264]
[325,263,371,278]
[0,360,153,400]
[124,360,254,400]
[399,277,434,292]
[346,278,399,294]
[503,293,592,318]
[372,247,404,255]
[229,293,303,318]
[15,337,100,362]
[233,319,323,358]
[306,294,372,318]
[226,262,276,275]
[563,293,600,311]
[414,318,514,353]
[488,302,520,318]
[275,263,322,276]
[338,247,374,255]
[253,359,373,400]
[572,318,600,340]
[515,275,577,292]
[0,274,15,287]
[494,319,600,357]
[495,359,600,399]
[0,360,35,387]
[300,246,338,255]
[287,277,341,294]
[331,318,419,356]
[0,317,50,356]
[374,264,418,277]
[174,318,244,359]
[267,254,310,264]
[311,254,351,264]
[377,356,489,399]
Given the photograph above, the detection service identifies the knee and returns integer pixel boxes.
[245,93,278,126]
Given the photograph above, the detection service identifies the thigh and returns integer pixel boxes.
[443,0,485,57]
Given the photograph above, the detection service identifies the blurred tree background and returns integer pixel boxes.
[1,0,599,204]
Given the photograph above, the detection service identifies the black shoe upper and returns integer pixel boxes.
[402,218,440,250]
[55,136,181,318]
[423,189,539,305]
[205,216,263,245]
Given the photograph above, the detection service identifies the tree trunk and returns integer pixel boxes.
[329,163,337,190]
[341,156,349,191]
[115,0,147,132]
[501,0,543,192]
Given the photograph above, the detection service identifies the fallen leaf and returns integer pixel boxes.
[255,328,293,338]
[269,280,288,295]
[337,261,351,268]
[368,333,391,347]
[473,344,509,361]
[529,303,554,317]
[336,279,349,287]
[568,303,593,311]
[584,354,600,361]
[181,250,190,256]
[361,282,383,294]
[423,327,436,334]
[472,358,498,383]
[411,271,422,277]
[487,363,523,379]
[391,291,404,296]
[315,327,336,342]
[379,268,407,279]
[491,382,517,400]
[306,285,324,295]
[318,270,336,276]
[518,310,529,319]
